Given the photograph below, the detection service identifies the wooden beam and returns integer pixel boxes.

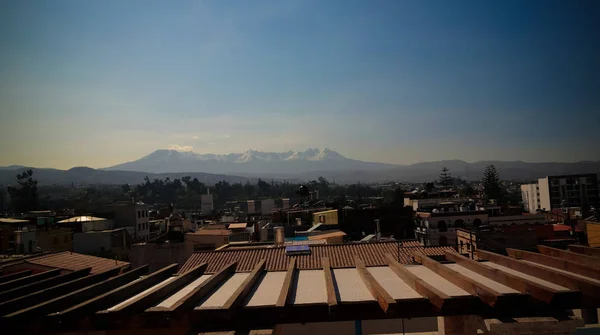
[5,265,149,318]
[569,245,600,258]
[108,263,208,314]
[0,267,91,303]
[413,252,502,307]
[538,245,600,269]
[0,267,120,317]
[0,269,61,293]
[223,259,266,309]
[507,248,600,279]
[55,264,178,317]
[275,259,295,307]
[0,271,32,284]
[150,261,237,313]
[444,251,573,305]
[478,250,600,299]
[355,256,396,313]
[322,257,337,307]
[384,253,449,309]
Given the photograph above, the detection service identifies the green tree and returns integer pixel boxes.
[7,169,39,213]
[482,165,502,201]
[458,184,475,197]
[439,167,453,188]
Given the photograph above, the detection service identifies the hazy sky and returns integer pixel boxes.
[1,0,599,169]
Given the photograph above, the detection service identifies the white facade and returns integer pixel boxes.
[200,194,214,215]
[521,183,541,213]
[247,200,256,214]
[521,174,599,213]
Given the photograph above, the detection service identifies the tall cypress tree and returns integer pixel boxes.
[439,167,453,188]
[483,165,501,200]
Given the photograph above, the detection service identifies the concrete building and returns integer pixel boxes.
[57,216,113,233]
[414,210,489,246]
[200,194,214,215]
[109,202,150,241]
[35,228,73,252]
[0,218,34,252]
[522,174,599,213]
[73,228,131,259]
[261,199,275,214]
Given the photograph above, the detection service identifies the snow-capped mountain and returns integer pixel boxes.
[104,148,396,174]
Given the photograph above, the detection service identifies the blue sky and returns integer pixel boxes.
[1,0,598,169]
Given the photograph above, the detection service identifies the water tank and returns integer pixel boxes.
[274,226,285,245]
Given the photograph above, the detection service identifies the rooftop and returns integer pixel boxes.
[189,229,232,236]
[179,240,454,273]
[307,231,347,240]
[1,251,129,274]
[0,218,29,224]
[57,216,108,223]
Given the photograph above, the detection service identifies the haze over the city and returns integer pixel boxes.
[1,0,598,170]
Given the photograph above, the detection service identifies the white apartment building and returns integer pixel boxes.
[521,174,599,214]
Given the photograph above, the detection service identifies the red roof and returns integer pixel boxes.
[552,224,572,232]
[179,240,454,273]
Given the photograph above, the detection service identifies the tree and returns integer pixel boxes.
[482,165,502,201]
[7,169,39,213]
[439,167,453,188]
[458,184,475,197]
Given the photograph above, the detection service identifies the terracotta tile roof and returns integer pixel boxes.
[25,252,129,274]
[179,241,454,274]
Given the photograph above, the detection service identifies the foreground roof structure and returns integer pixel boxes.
[0,251,130,275]
[0,244,598,334]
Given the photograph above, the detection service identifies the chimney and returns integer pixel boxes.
[375,219,381,241]
[274,226,285,246]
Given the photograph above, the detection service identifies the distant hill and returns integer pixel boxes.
[0,167,253,186]
[104,148,397,175]
[2,150,599,185]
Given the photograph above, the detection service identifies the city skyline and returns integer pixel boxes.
[1,0,599,169]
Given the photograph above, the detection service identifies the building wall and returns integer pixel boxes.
[521,183,540,213]
[14,230,36,253]
[185,233,230,250]
[200,194,214,215]
[82,219,113,232]
[313,210,339,225]
[36,228,73,252]
[261,199,275,214]
[488,214,546,226]
[415,212,488,247]
[73,232,112,255]
[538,177,551,211]
[112,203,149,241]
[129,241,193,273]
[538,174,599,211]
[586,222,600,248]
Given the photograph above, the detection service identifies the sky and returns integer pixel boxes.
[0,0,599,169]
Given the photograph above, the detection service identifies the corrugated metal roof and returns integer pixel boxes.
[57,216,108,223]
[25,251,129,274]
[179,241,454,273]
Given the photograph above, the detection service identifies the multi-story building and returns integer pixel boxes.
[109,201,150,241]
[414,209,489,246]
[521,174,599,213]
[200,194,214,215]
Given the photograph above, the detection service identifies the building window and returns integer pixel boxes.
[473,218,482,227]
[438,221,448,232]
[138,211,141,219]
[138,223,141,231]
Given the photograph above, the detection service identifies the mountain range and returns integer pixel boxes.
[1,148,599,185]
